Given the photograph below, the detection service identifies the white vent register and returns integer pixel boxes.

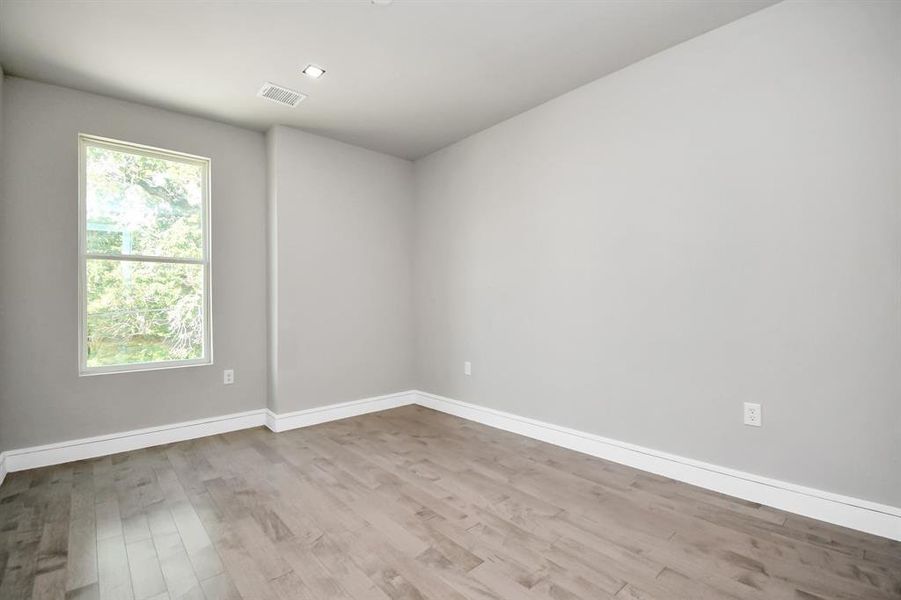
[257,82,306,107]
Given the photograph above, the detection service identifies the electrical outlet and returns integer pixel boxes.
[743,402,761,427]
[463,361,472,376]
[223,369,235,385]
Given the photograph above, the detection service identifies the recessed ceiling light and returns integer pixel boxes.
[302,64,326,79]
[371,0,393,4]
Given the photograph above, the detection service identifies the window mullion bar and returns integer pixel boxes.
[85,253,206,265]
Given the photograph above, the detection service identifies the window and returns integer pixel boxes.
[78,135,211,374]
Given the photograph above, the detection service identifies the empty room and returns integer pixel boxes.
[0,0,899,598]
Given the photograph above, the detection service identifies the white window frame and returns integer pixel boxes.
[78,134,213,375]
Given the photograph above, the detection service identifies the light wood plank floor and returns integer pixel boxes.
[1,405,899,600]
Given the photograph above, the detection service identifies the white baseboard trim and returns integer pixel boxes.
[1,388,897,542]
[265,390,418,432]
[0,409,268,474]
[0,391,419,478]
[414,391,901,542]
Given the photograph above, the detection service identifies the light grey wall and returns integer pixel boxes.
[1,0,897,511]
[413,0,901,505]
[0,67,4,454]
[0,78,268,450]
[268,125,415,413]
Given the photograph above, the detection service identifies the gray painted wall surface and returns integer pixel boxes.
[0,68,4,454]
[413,1,901,505]
[0,1,897,510]
[267,126,416,413]
[0,78,268,450]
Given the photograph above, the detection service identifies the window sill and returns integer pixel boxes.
[79,358,213,377]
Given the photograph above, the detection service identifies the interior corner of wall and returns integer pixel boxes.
[264,125,279,415]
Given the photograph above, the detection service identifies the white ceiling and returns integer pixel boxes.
[0,0,776,160]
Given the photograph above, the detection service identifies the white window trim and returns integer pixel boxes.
[77,134,213,376]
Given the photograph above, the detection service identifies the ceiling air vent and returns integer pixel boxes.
[257,82,306,107]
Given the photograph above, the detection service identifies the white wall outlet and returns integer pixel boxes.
[463,361,472,376]
[743,402,761,427]
[223,369,235,385]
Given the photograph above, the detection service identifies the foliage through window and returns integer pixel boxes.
[79,135,211,373]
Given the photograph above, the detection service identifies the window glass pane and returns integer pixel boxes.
[86,259,205,367]
[85,144,203,259]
